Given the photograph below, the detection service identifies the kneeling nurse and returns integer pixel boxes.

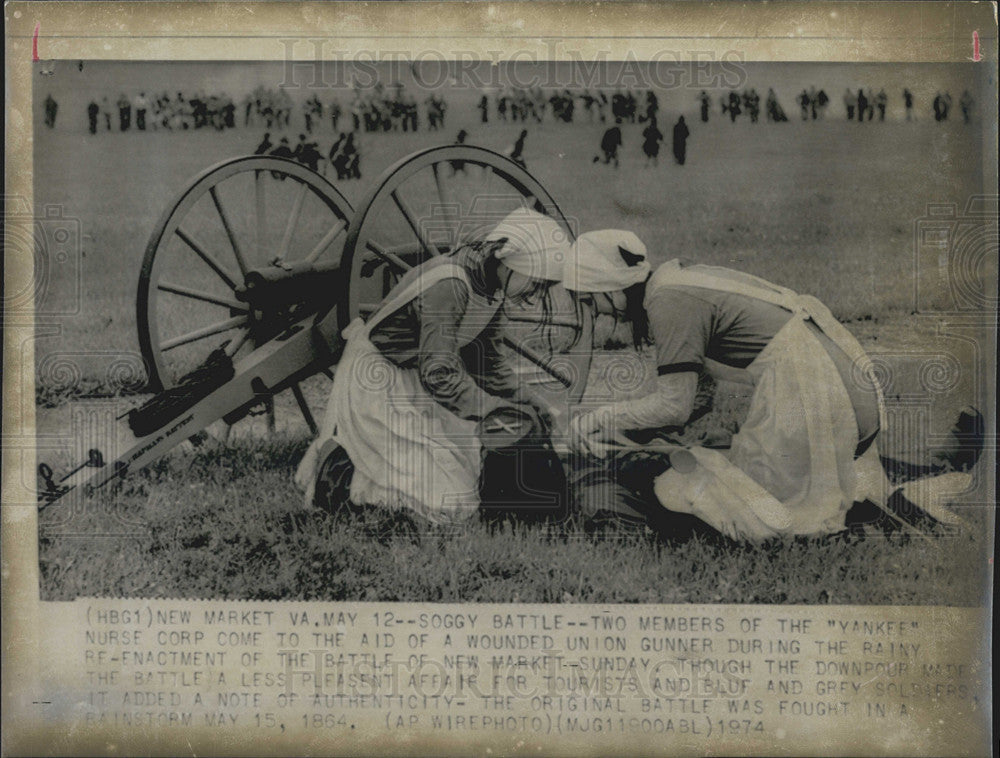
[564,236,888,540]
[296,209,569,524]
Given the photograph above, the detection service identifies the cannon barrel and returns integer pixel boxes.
[236,260,341,310]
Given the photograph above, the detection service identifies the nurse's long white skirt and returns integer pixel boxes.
[295,319,482,525]
[654,314,888,539]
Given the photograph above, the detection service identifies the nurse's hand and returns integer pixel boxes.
[515,389,558,438]
[568,406,617,459]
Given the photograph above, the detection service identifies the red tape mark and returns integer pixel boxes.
[972,30,981,62]
[32,23,40,62]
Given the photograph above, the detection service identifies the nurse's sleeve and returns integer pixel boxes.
[417,278,507,421]
[608,289,711,431]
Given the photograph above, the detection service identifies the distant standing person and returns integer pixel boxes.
[43,94,58,128]
[343,132,361,180]
[645,90,659,122]
[727,90,741,122]
[699,90,710,123]
[672,115,689,165]
[856,89,868,122]
[329,132,360,180]
[478,94,489,124]
[875,89,887,121]
[903,88,914,121]
[641,117,663,167]
[959,90,974,123]
[134,92,149,131]
[327,132,346,177]
[745,88,761,123]
[507,129,528,169]
[450,129,469,175]
[117,93,131,131]
[939,92,952,121]
[765,89,787,122]
[843,88,856,120]
[594,118,623,168]
[797,89,810,120]
[815,89,828,118]
[87,100,99,134]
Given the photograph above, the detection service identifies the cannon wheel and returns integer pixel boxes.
[137,156,353,432]
[338,145,592,405]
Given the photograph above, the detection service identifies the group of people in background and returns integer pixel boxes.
[843,88,975,124]
[589,83,976,170]
[689,86,977,125]
[594,113,689,169]
[843,88,888,121]
[254,130,362,180]
[935,90,976,123]
[84,91,238,134]
[75,82,451,138]
[699,88,765,122]
[60,82,979,178]
[242,83,448,136]
[349,82,423,133]
[478,87,659,125]
[244,85,296,130]
[56,82,978,136]
[639,114,689,166]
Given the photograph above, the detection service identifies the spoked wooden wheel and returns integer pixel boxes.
[137,156,353,394]
[339,145,593,406]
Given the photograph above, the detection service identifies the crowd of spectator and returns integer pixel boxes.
[54,82,976,138]
[84,91,239,134]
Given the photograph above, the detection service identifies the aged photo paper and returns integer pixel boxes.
[3,2,996,755]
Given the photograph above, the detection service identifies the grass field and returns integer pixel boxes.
[37,435,991,605]
[32,77,994,603]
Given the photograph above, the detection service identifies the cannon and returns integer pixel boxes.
[38,145,596,508]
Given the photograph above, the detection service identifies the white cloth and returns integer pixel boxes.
[655,314,872,537]
[647,260,890,538]
[315,321,481,523]
[563,229,650,293]
[487,208,570,282]
[295,262,499,524]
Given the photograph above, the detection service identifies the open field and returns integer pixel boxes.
[31,67,994,602]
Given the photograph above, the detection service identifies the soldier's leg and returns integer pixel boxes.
[571,450,718,539]
[570,451,664,527]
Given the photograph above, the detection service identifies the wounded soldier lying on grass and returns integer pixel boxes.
[561,231,983,540]
[295,208,571,525]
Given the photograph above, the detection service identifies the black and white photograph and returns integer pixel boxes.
[3,2,996,756]
[28,57,994,604]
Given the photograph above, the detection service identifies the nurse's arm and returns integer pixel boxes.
[609,286,712,432]
[609,371,698,432]
[417,278,507,421]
